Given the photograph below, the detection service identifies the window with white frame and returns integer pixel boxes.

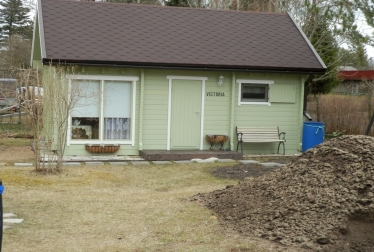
[69,76,137,144]
[236,79,274,106]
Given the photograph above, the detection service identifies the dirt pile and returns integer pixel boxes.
[193,135,374,251]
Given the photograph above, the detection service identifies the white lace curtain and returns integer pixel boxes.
[104,118,130,139]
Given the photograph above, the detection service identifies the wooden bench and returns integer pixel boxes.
[236,126,286,155]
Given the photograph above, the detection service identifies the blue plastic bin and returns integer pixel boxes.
[302,122,325,152]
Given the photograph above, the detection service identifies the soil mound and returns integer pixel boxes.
[193,135,374,251]
[211,163,279,180]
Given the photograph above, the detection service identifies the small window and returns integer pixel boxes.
[352,84,359,94]
[236,79,274,106]
[241,84,268,102]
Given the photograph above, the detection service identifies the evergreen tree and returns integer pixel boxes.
[164,0,195,7]
[339,45,370,70]
[0,0,31,41]
[309,19,341,94]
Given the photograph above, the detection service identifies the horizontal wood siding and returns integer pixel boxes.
[60,67,306,156]
[141,69,233,151]
[270,84,297,103]
[141,69,169,149]
[203,72,231,150]
[234,73,304,154]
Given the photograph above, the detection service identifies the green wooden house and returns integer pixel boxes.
[31,0,326,157]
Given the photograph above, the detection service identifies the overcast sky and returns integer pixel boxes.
[355,11,374,59]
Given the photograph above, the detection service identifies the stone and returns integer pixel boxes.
[108,162,128,165]
[3,218,24,224]
[216,159,235,163]
[62,162,81,166]
[194,159,215,163]
[239,160,259,164]
[131,161,150,166]
[152,161,172,165]
[84,162,104,166]
[260,162,284,167]
[316,237,329,245]
[14,163,33,167]
[174,160,192,164]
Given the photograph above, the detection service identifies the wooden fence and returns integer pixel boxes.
[307,93,374,136]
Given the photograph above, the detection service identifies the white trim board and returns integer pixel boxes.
[167,76,208,81]
[37,0,46,59]
[236,79,274,107]
[30,12,37,66]
[66,75,139,82]
[66,75,138,146]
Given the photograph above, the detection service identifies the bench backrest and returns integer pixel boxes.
[236,126,280,141]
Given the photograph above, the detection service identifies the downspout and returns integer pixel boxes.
[230,72,236,151]
[300,76,305,150]
[139,69,144,150]
[303,74,314,121]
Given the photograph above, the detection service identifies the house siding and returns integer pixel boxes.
[39,65,306,156]
[141,70,169,150]
[202,72,231,150]
[233,73,304,154]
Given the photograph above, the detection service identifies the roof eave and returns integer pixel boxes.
[30,11,37,66]
[37,0,47,59]
[42,58,326,75]
[287,12,327,70]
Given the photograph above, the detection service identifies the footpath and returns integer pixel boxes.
[3,213,23,230]
[13,158,285,167]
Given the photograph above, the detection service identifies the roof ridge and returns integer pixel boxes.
[46,0,288,16]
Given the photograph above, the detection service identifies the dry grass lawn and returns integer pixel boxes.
[0,162,274,252]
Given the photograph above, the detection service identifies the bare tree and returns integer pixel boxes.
[16,68,44,171]
[0,35,31,68]
[17,65,96,172]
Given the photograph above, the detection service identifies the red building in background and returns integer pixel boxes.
[335,69,374,94]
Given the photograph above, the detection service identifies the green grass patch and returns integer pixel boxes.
[0,122,33,135]
[0,137,32,146]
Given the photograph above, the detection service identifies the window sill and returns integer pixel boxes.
[239,102,271,106]
[69,140,132,145]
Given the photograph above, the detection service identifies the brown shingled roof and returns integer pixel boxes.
[37,0,326,73]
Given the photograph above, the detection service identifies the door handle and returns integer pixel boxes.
[195,111,200,118]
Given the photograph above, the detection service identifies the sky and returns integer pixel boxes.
[367,45,374,59]
[356,11,374,60]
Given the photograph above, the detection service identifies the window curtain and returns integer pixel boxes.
[104,118,130,139]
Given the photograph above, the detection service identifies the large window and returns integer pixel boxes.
[236,79,274,106]
[68,75,138,145]
[71,80,100,140]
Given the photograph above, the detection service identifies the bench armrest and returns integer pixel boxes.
[237,132,243,142]
[279,132,286,141]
